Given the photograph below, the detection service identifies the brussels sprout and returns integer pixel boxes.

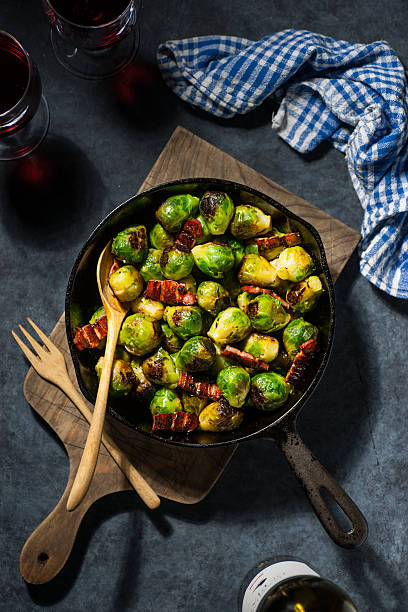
[181,392,208,415]
[245,240,259,255]
[243,333,279,362]
[199,191,234,235]
[199,398,244,431]
[95,357,135,398]
[156,194,199,233]
[228,236,245,268]
[160,245,194,281]
[131,296,164,320]
[108,265,143,302]
[282,317,318,360]
[139,249,165,282]
[197,281,230,315]
[89,305,106,324]
[195,214,212,245]
[223,271,242,299]
[119,313,162,356]
[286,275,323,313]
[142,347,179,388]
[217,366,250,408]
[245,239,285,261]
[271,348,292,376]
[275,246,315,282]
[164,305,205,340]
[113,345,132,362]
[130,358,156,402]
[179,273,197,293]
[149,223,175,250]
[237,292,290,333]
[191,242,234,279]
[251,372,290,410]
[112,226,148,266]
[150,388,182,415]
[175,336,216,372]
[238,254,282,288]
[161,321,183,353]
[207,307,251,345]
[230,205,271,239]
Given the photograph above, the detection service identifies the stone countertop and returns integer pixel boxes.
[1,1,407,610]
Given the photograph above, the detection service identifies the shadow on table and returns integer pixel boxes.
[0,134,105,251]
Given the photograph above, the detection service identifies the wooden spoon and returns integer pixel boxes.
[66,242,132,511]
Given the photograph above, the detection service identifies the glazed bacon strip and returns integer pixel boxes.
[240,285,291,309]
[174,219,202,251]
[109,258,121,276]
[221,345,269,372]
[73,315,108,351]
[285,339,320,385]
[144,279,197,305]
[152,411,199,433]
[255,232,302,251]
[178,370,221,400]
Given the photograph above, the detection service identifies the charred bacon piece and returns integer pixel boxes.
[240,285,291,309]
[221,345,269,372]
[144,279,197,305]
[285,339,320,385]
[178,370,221,400]
[152,411,199,433]
[73,315,108,351]
[174,219,202,251]
[255,232,302,251]
[109,257,121,276]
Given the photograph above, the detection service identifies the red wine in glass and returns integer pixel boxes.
[0,46,29,115]
[49,0,130,27]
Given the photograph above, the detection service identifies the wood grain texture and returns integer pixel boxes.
[20,125,360,584]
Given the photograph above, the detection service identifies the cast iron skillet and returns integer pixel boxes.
[66,178,368,548]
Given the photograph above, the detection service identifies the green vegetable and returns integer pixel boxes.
[237,292,290,333]
[160,245,194,280]
[286,275,323,313]
[142,347,179,388]
[119,313,162,356]
[175,336,216,372]
[95,357,135,398]
[217,366,250,408]
[282,317,318,360]
[149,223,175,250]
[139,248,165,282]
[112,226,148,266]
[199,398,244,431]
[230,205,271,239]
[238,254,281,287]
[207,307,251,345]
[179,274,197,293]
[89,305,106,324]
[191,242,234,279]
[150,388,182,415]
[195,214,212,245]
[228,236,245,268]
[251,372,290,410]
[108,265,143,302]
[197,281,230,315]
[130,358,156,402]
[275,246,315,282]
[181,392,208,415]
[161,321,183,353]
[243,333,279,362]
[164,305,205,340]
[156,194,199,233]
[199,191,234,235]
[131,296,164,320]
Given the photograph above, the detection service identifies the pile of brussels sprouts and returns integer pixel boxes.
[85,191,324,434]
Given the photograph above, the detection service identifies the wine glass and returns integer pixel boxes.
[42,0,141,80]
[0,30,49,161]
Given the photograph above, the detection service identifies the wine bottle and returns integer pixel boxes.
[238,557,358,611]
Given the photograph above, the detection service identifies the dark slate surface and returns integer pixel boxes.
[1,1,407,610]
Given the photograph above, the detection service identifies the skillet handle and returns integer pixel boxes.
[267,416,368,548]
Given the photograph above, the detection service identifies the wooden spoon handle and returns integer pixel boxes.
[59,379,160,510]
[66,320,120,511]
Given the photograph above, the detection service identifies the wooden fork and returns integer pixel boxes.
[12,318,160,510]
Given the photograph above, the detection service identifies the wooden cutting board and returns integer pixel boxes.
[20,126,360,585]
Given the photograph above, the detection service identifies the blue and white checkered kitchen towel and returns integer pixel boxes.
[157,30,408,298]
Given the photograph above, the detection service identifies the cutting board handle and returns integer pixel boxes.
[20,481,88,585]
[267,415,368,549]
